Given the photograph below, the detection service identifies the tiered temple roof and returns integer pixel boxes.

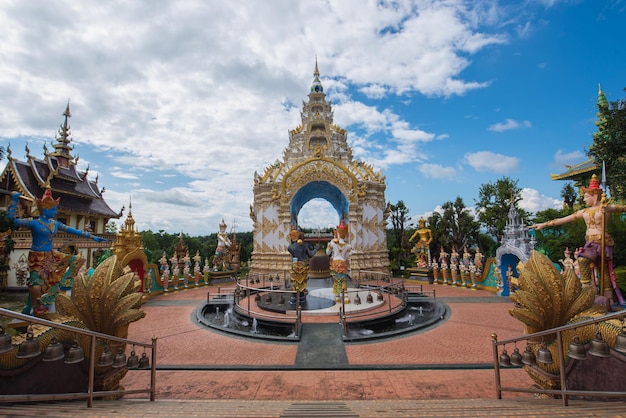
[0,102,120,220]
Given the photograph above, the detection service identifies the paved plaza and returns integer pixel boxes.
[120,281,534,401]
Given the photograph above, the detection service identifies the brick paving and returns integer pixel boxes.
[120,281,535,401]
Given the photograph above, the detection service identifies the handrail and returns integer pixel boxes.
[0,307,156,408]
[492,310,626,406]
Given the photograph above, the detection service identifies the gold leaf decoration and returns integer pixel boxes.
[56,255,145,336]
[510,251,596,336]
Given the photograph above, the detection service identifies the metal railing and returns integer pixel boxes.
[492,310,626,406]
[0,308,156,408]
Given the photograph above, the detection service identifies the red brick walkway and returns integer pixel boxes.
[121,281,534,400]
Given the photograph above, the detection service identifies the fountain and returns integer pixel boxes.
[196,276,447,342]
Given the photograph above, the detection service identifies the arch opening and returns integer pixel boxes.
[290,181,348,229]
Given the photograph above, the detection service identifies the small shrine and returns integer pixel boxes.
[495,199,535,296]
[111,200,149,294]
[249,61,389,276]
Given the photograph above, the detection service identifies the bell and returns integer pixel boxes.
[16,330,41,359]
[567,335,587,361]
[42,336,65,362]
[278,294,285,305]
[366,292,373,304]
[614,329,626,354]
[112,347,127,368]
[499,349,511,367]
[588,332,611,358]
[97,345,114,367]
[0,325,13,354]
[377,292,384,301]
[65,340,85,364]
[127,350,139,369]
[255,293,261,302]
[265,295,272,303]
[354,294,361,305]
[510,347,523,366]
[537,343,553,364]
[138,352,150,369]
[521,344,536,366]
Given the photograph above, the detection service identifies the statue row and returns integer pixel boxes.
[158,250,211,291]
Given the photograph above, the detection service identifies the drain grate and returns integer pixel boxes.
[280,402,358,417]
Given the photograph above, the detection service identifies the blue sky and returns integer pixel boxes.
[1,0,624,235]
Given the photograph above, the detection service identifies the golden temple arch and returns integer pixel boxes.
[249,61,390,276]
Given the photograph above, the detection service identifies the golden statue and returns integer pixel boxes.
[409,217,432,255]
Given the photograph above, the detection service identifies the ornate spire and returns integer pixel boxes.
[123,197,135,231]
[50,99,75,167]
[310,58,323,94]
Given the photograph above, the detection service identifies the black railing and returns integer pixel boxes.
[492,310,626,406]
[0,308,156,408]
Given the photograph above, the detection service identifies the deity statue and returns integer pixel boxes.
[159,252,170,291]
[409,217,432,264]
[8,188,107,315]
[182,251,191,288]
[438,246,448,267]
[213,219,231,270]
[326,219,352,302]
[533,174,626,307]
[450,246,459,267]
[474,247,484,272]
[559,247,575,274]
[462,246,471,268]
[506,265,516,293]
[287,228,320,299]
[170,254,180,289]
[193,250,202,286]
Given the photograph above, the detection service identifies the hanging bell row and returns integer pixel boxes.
[499,343,550,367]
[3,326,150,369]
[567,327,626,361]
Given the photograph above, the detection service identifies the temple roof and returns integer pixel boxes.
[550,158,598,182]
[0,103,121,218]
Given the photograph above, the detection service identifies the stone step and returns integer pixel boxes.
[2,398,625,417]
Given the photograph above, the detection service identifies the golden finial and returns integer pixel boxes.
[314,55,319,77]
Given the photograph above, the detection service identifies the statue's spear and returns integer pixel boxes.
[600,161,608,299]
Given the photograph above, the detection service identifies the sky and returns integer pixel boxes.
[1,0,625,236]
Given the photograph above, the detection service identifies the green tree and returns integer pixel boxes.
[387,201,411,266]
[105,221,118,234]
[560,182,577,211]
[531,207,585,260]
[475,176,529,243]
[588,87,626,200]
[437,197,479,252]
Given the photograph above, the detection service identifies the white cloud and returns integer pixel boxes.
[551,149,587,171]
[0,0,529,235]
[464,151,520,173]
[519,188,562,213]
[488,118,532,132]
[419,163,458,180]
[297,199,339,229]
